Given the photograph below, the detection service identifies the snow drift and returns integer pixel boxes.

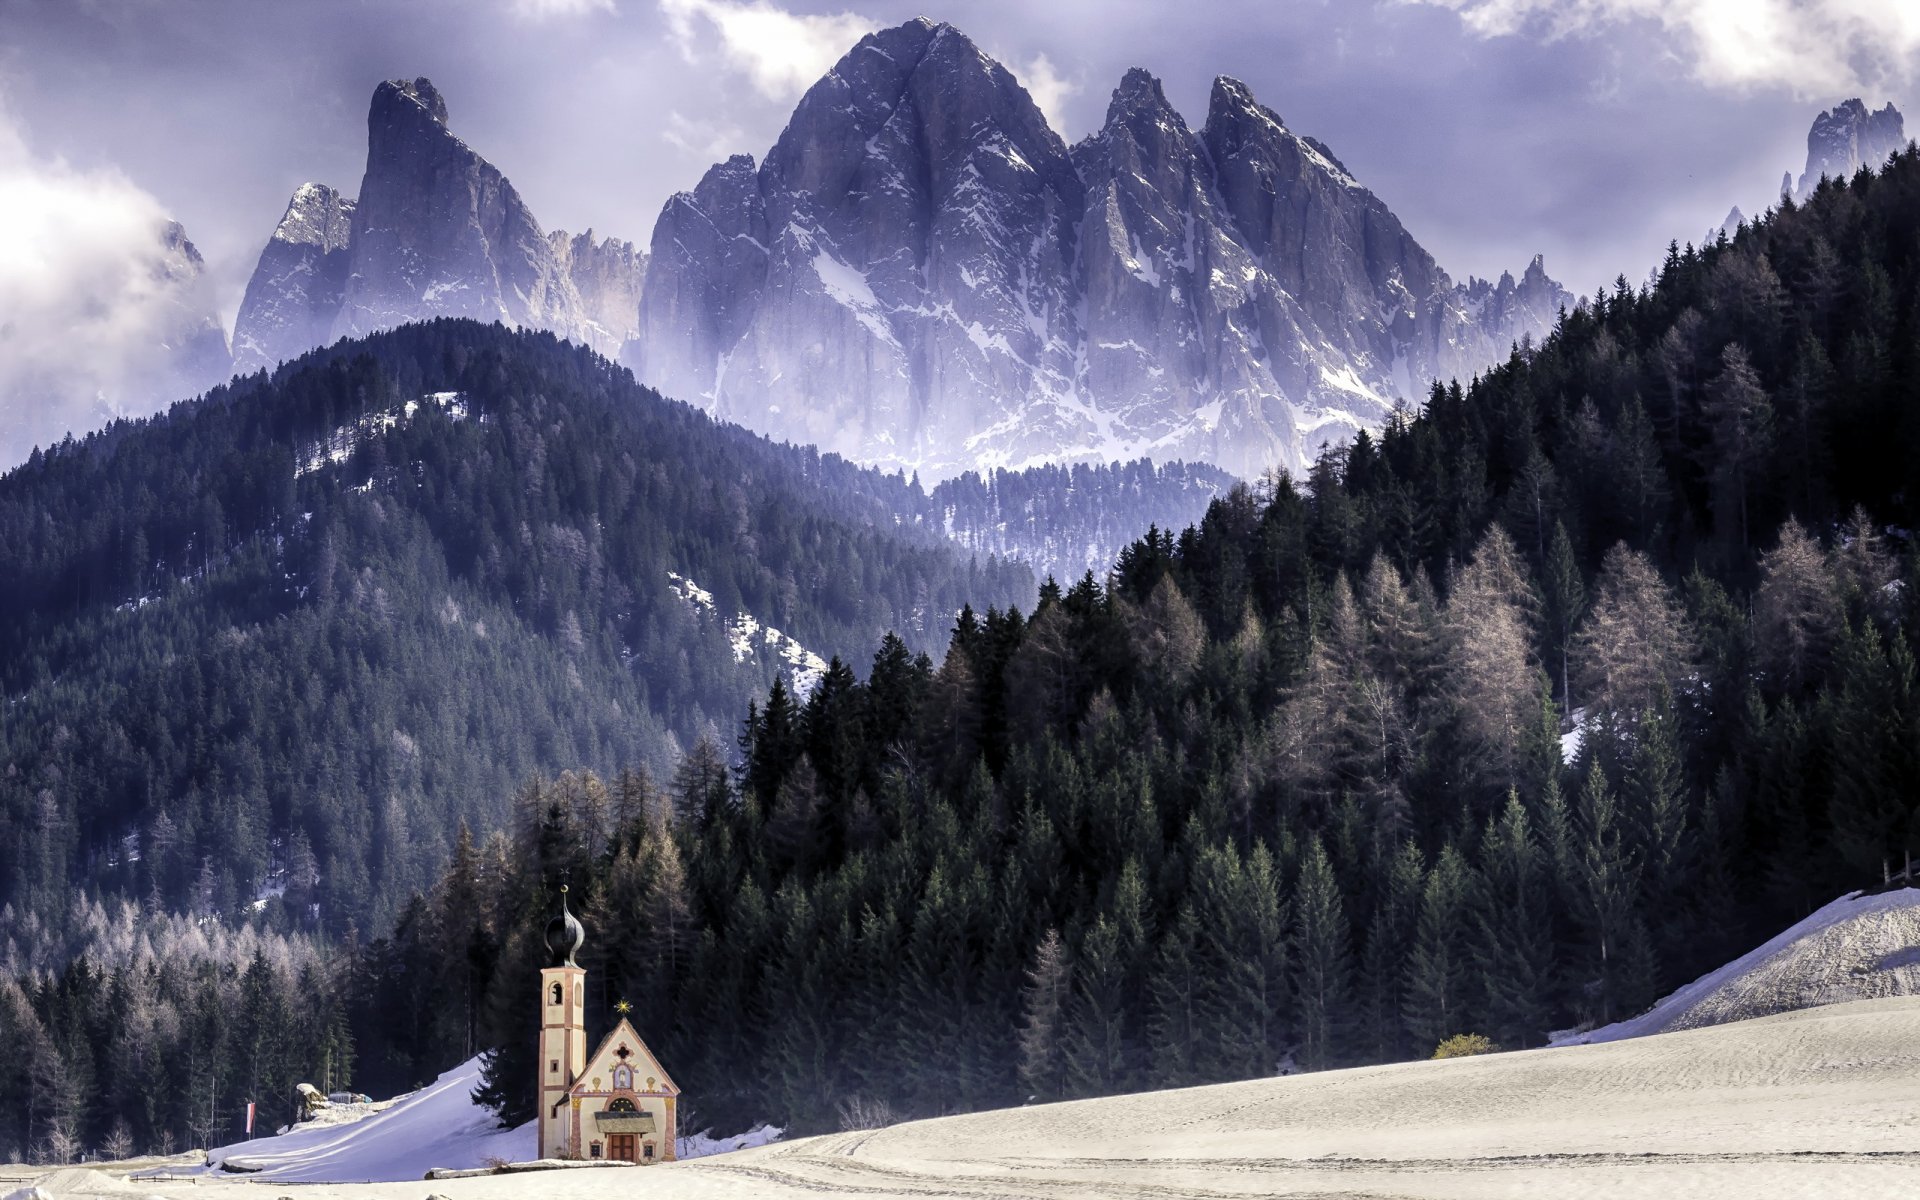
[1561,886,1920,1044]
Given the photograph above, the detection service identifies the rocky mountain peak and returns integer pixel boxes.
[157,220,205,276]
[1100,67,1185,136]
[232,182,359,373]
[1204,76,1284,145]
[374,76,449,127]
[276,183,356,250]
[1797,98,1905,198]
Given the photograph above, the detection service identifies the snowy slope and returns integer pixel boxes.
[206,1056,531,1182]
[1559,886,1920,1045]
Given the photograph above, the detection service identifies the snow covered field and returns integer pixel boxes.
[16,994,1910,1199]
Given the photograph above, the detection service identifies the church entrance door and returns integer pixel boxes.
[609,1133,637,1163]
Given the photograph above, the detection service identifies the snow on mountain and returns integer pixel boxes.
[1557,886,1920,1046]
[667,571,829,695]
[294,390,468,479]
[632,19,1569,482]
[230,27,1565,482]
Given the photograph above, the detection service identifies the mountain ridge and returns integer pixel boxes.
[231,25,1568,483]
[633,20,1570,481]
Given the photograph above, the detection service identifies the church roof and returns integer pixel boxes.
[568,1016,681,1096]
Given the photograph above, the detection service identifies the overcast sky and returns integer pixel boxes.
[0,0,1916,455]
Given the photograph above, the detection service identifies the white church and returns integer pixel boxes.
[537,886,682,1164]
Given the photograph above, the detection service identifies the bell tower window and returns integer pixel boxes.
[550,982,564,1005]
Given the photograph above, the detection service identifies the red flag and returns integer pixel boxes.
[246,1101,256,1135]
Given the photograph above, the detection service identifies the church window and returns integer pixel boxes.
[607,1096,638,1113]
[549,1059,559,1075]
[550,983,563,1005]
[643,1142,655,1160]
[590,1142,602,1159]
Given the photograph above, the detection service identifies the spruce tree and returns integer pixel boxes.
[1292,838,1353,1070]
[1473,792,1558,1047]
[1403,844,1474,1053]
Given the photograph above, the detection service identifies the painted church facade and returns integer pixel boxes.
[537,886,681,1163]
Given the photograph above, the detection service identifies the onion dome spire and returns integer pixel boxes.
[544,883,585,968]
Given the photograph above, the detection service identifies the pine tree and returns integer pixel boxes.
[1753,518,1840,692]
[1473,792,1559,1047]
[1016,927,1069,1102]
[1359,841,1424,1063]
[1145,903,1203,1087]
[1292,838,1353,1070]
[1543,521,1585,710]
[1625,699,1693,979]
[1571,764,1641,1024]
[1062,916,1130,1096]
[1701,343,1775,551]
[1403,844,1474,1052]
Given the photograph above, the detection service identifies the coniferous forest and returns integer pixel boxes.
[6,149,1920,1160]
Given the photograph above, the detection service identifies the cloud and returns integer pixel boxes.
[0,104,227,465]
[660,0,875,100]
[662,108,748,158]
[510,0,616,18]
[1410,0,1920,97]
[1016,52,1079,133]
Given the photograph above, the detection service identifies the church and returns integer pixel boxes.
[537,885,681,1164]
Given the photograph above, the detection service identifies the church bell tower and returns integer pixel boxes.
[537,884,588,1159]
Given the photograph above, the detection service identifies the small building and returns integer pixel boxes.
[536,886,681,1163]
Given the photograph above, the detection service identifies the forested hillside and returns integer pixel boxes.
[0,321,1031,948]
[7,147,1920,1163]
